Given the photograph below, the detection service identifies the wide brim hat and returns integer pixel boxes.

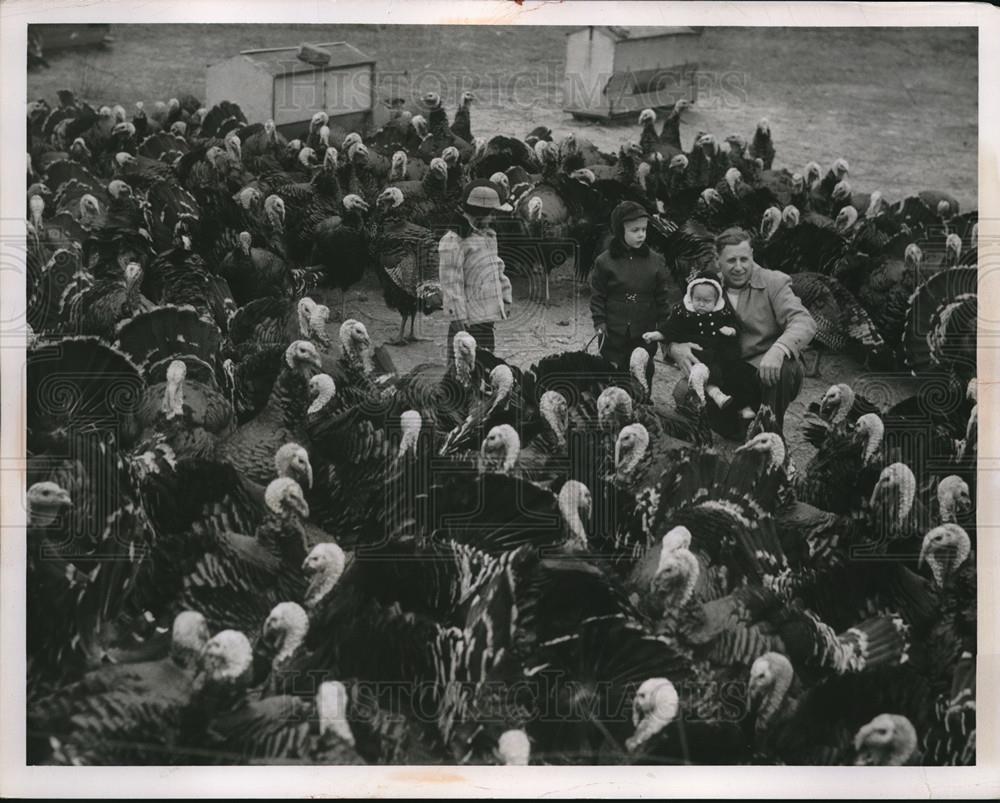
[461,179,503,211]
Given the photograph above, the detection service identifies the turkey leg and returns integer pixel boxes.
[338,287,349,321]
[406,314,429,342]
[387,315,410,346]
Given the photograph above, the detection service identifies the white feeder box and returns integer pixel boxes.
[206,41,387,140]
[563,26,703,121]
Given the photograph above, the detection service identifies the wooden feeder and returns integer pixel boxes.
[206,41,387,140]
[563,26,703,121]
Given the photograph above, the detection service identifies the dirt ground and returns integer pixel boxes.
[26,24,972,463]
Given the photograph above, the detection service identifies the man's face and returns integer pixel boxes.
[718,241,753,288]
[623,218,647,249]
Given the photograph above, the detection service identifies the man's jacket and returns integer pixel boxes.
[724,262,817,367]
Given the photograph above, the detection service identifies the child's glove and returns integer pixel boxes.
[719,326,736,336]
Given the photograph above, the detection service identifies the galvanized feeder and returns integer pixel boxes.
[206,41,387,139]
[562,26,703,121]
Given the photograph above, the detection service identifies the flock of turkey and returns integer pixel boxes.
[25,89,977,766]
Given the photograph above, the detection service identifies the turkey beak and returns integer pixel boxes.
[56,490,73,508]
[917,542,929,570]
[301,460,314,491]
[261,618,279,649]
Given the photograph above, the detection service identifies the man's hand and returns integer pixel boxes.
[758,346,785,387]
[642,331,664,344]
[667,342,703,376]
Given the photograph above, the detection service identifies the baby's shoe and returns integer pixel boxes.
[707,386,733,409]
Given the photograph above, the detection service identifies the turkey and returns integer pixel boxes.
[140,238,235,332]
[198,679,363,764]
[115,305,233,456]
[380,159,453,230]
[747,652,940,765]
[27,336,146,454]
[65,261,156,340]
[215,340,321,485]
[27,245,84,335]
[852,709,974,767]
[794,412,885,515]
[517,617,691,763]
[657,99,692,154]
[217,230,293,305]
[125,472,312,637]
[416,92,474,164]
[510,175,609,301]
[27,610,209,763]
[371,188,443,345]
[686,133,728,191]
[227,296,331,357]
[450,91,476,143]
[748,118,776,170]
[473,134,542,179]
[902,266,976,383]
[299,193,372,318]
[621,436,790,596]
[788,272,891,375]
[375,330,494,437]
[175,476,313,635]
[43,628,259,766]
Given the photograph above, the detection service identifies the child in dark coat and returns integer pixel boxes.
[647,271,758,416]
[589,201,676,387]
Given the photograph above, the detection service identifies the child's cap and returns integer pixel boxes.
[614,200,650,226]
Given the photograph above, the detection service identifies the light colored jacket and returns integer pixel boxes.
[439,228,512,325]
[724,262,816,367]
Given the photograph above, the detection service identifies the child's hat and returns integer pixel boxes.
[614,200,649,225]
[684,270,725,312]
[461,179,503,211]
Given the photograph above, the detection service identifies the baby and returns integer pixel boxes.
[646,271,755,418]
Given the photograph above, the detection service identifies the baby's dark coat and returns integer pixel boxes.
[659,302,743,366]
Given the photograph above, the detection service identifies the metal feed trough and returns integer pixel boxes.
[563,26,702,120]
[206,41,388,140]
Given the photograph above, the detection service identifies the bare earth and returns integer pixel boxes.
[27,24,975,464]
